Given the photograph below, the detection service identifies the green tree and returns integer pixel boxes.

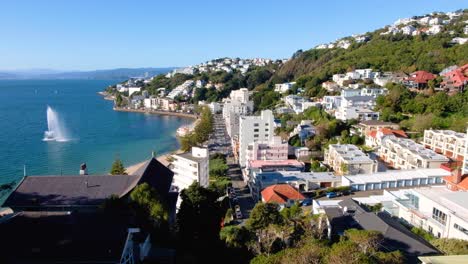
[220,225,253,249]
[246,203,284,231]
[177,183,223,250]
[344,229,383,254]
[130,183,168,224]
[110,158,127,175]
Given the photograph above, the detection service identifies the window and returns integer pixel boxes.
[265,123,269,126]
[454,223,468,235]
[254,129,259,132]
[254,123,259,127]
[265,134,269,138]
[432,208,447,225]
[265,128,269,132]
[254,134,259,138]
[428,226,433,234]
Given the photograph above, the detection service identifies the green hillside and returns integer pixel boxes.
[274,10,468,84]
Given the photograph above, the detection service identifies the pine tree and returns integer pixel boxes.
[110,158,127,175]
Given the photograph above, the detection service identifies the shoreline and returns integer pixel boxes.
[113,107,199,119]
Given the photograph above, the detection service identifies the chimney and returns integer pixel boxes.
[80,163,88,175]
[453,169,463,184]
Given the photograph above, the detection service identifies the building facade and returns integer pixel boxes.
[238,110,275,168]
[246,136,288,163]
[379,137,449,170]
[324,144,377,175]
[423,129,466,161]
[171,147,209,192]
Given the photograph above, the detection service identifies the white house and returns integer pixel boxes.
[274,82,296,93]
[324,144,377,175]
[128,87,142,97]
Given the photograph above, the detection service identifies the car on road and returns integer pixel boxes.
[326,192,339,199]
[236,211,243,219]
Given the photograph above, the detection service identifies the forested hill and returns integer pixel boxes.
[272,10,468,84]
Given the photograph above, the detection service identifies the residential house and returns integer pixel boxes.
[318,199,439,261]
[324,144,378,175]
[261,184,305,206]
[353,120,400,136]
[290,120,315,144]
[379,137,449,170]
[321,81,340,92]
[423,129,466,161]
[441,64,468,92]
[403,71,436,89]
[365,127,408,148]
[274,82,296,93]
[250,170,340,201]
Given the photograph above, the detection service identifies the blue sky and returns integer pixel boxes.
[1,0,467,70]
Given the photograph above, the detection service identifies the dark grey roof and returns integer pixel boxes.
[3,158,173,208]
[174,151,206,163]
[0,211,130,263]
[325,199,439,257]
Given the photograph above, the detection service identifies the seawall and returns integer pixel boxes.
[113,107,198,119]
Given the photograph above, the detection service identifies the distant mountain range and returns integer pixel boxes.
[0,67,176,80]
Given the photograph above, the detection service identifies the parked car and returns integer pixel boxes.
[326,192,339,199]
[234,205,241,212]
[340,190,352,196]
[301,198,312,206]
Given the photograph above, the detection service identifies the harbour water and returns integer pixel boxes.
[0,79,192,186]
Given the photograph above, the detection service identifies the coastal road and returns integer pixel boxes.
[210,113,255,222]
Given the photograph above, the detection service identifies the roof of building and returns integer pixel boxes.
[0,211,131,263]
[426,129,466,139]
[382,137,449,161]
[258,171,340,185]
[418,255,468,264]
[359,120,398,127]
[408,71,436,84]
[443,173,468,190]
[261,184,305,204]
[329,144,375,164]
[343,168,451,185]
[324,199,439,257]
[413,186,468,220]
[368,128,408,139]
[249,159,304,169]
[3,158,173,208]
[173,151,206,163]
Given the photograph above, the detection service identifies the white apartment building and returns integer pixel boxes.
[423,129,466,162]
[246,136,288,163]
[171,147,209,192]
[167,80,195,99]
[379,136,449,170]
[324,144,377,175]
[238,110,275,168]
[369,187,468,240]
[222,88,254,138]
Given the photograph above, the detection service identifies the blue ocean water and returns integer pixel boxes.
[0,80,191,185]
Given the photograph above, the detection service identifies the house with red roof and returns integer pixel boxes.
[365,128,408,148]
[444,169,468,191]
[441,64,468,93]
[403,70,436,89]
[261,184,305,205]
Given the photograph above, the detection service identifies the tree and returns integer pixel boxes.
[327,240,371,264]
[115,93,123,107]
[177,183,223,250]
[344,229,383,254]
[246,203,284,231]
[110,158,127,175]
[130,183,168,225]
[220,225,253,249]
[209,157,229,177]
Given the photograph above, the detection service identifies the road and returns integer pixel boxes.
[209,113,255,222]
